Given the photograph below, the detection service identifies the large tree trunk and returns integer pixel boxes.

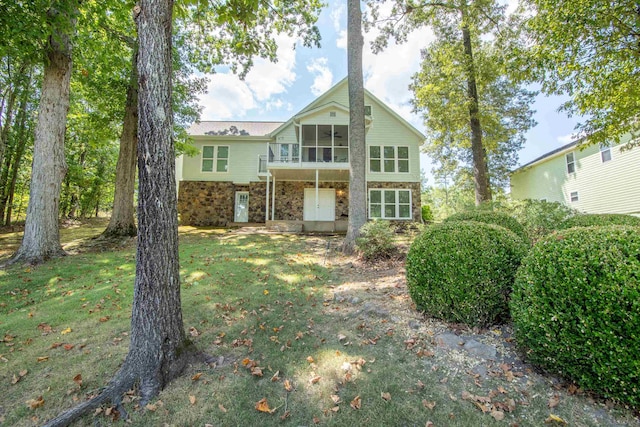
[10,7,76,264]
[43,1,194,425]
[343,0,367,254]
[461,15,491,205]
[102,46,139,238]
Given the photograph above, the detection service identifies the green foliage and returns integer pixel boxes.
[559,213,640,229]
[443,210,529,245]
[500,199,577,243]
[406,221,527,327]
[510,226,640,407]
[513,0,640,148]
[355,220,396,261]
[421,204,434,223]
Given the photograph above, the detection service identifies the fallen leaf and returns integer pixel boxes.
[191,372,203,381]
[61,327,72,335]
[310,375,321,384]
[271,371,280,382]
[330,406,340,412]
[218,403,227,413]
[313,416,320,424]
[350,395,361,410]
[263,289,269,295]
[73,374,82,387]
[381,392,391,401]
[63,344,74,351]
[11,374,20,385]
[26,396,45,409]
[331,394,341,404]
[242,358,251,366]
[255,397,274,413]
[37,323,52,334]
[280,410,291,420]
[145,403,157,411]
[251,366,263,377]
[491,410,505,421]
[283,379,293,392]
[545,414,568,425]
[99,316,110,322]
[36,356,49,363]
[189,327,199,337]
[306,356,314,363]
[417,380,425,389]
[426,422,434,427]
[50,342,63,349]
[337,334,347,342]
[548,394,560,409]
[422,400,436,410]
[189,395,196,405]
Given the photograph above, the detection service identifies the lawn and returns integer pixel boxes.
[0,223,638,426]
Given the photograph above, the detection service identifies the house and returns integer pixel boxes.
[510,134,640,215]
[176,78,425,231]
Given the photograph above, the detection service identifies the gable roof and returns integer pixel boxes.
[188,121,283,137]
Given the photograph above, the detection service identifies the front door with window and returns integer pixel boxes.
[234,192,249,222]
[303,188,335,221]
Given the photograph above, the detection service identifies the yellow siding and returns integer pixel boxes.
[511,138,640,215]
[180,139,267,183]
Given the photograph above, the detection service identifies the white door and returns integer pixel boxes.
[234,192,249,222]
[304,188,335,221]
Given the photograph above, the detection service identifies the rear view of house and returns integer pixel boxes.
[510,134,640,215]
[176,78,425,231]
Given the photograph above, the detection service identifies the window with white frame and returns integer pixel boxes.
[202,146,229,172]
[369,189,412,219]
[369,146,409,173]
[570,191,579,202]
[565,152,575,174]
[600,144,612,163]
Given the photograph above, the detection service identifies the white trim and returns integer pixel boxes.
[368,145,410,174]
[201,145,230,173]
[599,144,612,163]
[565,152,576,174]
[368,188,412,220]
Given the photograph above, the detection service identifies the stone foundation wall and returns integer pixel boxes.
[178,180,421,226]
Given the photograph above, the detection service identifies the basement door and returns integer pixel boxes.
[303,188,335,221]
[234,191,249,222]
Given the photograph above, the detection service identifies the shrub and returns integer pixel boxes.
[510,226,640,407]
[406,222,528,327]
[356,220,396,261]
[443,210,529,245]
[421,205,434,223]
[505,199,577,243]
[559,213,640,229]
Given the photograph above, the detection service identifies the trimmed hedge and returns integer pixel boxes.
[406,221,528,327]
[510,226,640,407]
[559,213,640,229]
[443,210,529,245]
[505,199,577,243]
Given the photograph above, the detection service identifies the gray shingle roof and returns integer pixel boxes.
[188,121,284,137]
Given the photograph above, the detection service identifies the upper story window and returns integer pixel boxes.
[600,144,612,163]
[202,145,229,172]
[565,152,575,174]
[300,124,349,163]
[570,191,579,202]
[369,146,409,173]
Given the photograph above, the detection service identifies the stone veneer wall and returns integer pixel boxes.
[178,181,266,226]
[367,181,422,221]
[179,180,421,226]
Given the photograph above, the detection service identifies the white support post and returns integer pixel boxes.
[315,169,319,220]
[271,175,276,221]
[265,173,270,223]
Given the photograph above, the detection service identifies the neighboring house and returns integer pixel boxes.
[176,78,425,231]
[510,134,640,215]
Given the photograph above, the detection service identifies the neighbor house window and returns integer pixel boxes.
[570,191,579,202]
[565,152,575,174]
[369,189,412,220]
[202,145,229,172]
[369,146,409,173]
[600,144,612,163]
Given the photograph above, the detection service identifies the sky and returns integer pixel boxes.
[197,0,583,182]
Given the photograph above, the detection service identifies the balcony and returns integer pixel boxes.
[267,143,349,166]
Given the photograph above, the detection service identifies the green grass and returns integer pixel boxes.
[0,224,638,426]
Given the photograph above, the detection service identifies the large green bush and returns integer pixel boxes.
[356,220,396,261]
[406,222,528,327]
[504,199,577,243]
[559,213,640,229]
[510,226,640,407]
[443,210,529,245]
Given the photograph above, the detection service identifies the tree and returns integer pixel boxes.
[366,0,524,205]
[10,2,79,264]
[343,0,367,254]
[412,37,536,194]
[516,0,640,148]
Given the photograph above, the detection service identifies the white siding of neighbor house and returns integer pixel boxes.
[510,137,640,215]
[178,139,268,184]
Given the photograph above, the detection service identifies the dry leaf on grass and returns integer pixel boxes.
[218,403,227,413]
[548,394,560,408]
[60,327,72,335]
[310,375,321,384]
[306,356,315,363]
[36,356,49,363]
[545,414,568,424]
[381,392,391,401]
[422,400,436,410]
[491,410,505,421]
[283,379,293,392]
[350,395,361,410]
[26,396,45,409]
[189,395,196,405]
[72,374,82,387]
[331,395,341,404]
[255,398,275,414]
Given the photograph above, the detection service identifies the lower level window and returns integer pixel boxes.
[369,189,412,219]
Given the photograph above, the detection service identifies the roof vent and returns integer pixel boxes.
[329,111,336,117]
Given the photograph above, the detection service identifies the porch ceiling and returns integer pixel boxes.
[268,168,350,182]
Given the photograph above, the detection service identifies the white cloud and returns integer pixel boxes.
[336,29,347,50]
[307,57,334,96]
[199,74,256,120]
[244,34,298,101]
[330,3,346,32]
